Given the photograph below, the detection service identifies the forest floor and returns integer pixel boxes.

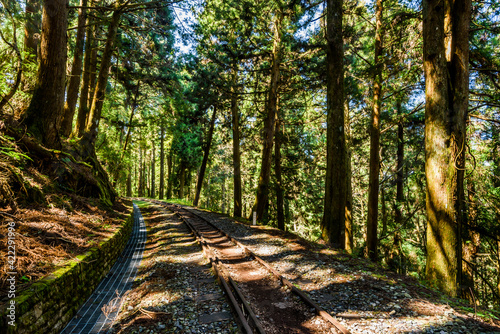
[108,201,500,334]
[0,196,132,304]
[0,123,133,305]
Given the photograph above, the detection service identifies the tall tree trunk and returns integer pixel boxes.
[492,128,500,304]
[145,161,149,197]
[194,106,217,206]
[159,121,165,199]
[22,0,41,91]
[111,86,140,188]
[423,0,471,297]
[381,187,387,236]
[87,31,98,108]
[321,0,346,248]
[61,0,87,137]
[84,6,122,145]
[187,170,193,201]
[179,164,186,199]
[395,102,404,227]
[447,0,471,296]
[285,197,290,228]
[73,12,95,138]
[366,0,383,260]
[221,179,225,213]
[166,147,173,199]
[391,100,404,270]
[138,147,144,197]
[134,162,137,195]
[497,240,500,306]
[126,172,132,197]
[232,68,243,217]
[345,100,353,253]
[462,180,480,302]
[274,114,285,230]
[120,84,140,157]
[151,143,156,198]
[253,12,283,222]
[23,0,41,61]
[24,0,67,148]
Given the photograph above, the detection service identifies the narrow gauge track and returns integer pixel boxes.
[152,200,350,334]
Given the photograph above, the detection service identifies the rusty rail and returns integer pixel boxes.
[162,202,264,334]
[182,204,351,334]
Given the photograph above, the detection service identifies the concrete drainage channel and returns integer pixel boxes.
[61,203,147,334]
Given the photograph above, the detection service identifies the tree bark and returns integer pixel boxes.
[395,102,404,227]
[24,0,41,60]
[145,160,149,197]
[126,172,132,197]
[138,146,144,197]
[345,100,353,253]
[492,128,500,305]
[221,179,225,213]
[497,240,500,306]
[321,0,346,248]
[423,0,471,297]
[61,0,87,137]
[166,147,173,199]
[253,11,283,222]
[390,100,404,270]
[111,84,140,188]
[381,187,387,236]
[22,0,41,90]
[194,106,217,206]
[366,0,383,260]
[275,115,285,230]
[73,12,95,138]
[462,180,480,302]
[84,6,122,145]
[24,0,67,148]
[159,121,165,199]
[87,33,98,109]
[187,169,193,201]
[232,68,243,217]
[179,164,186,199]
[151,143,156,198]
[120,84,140,156]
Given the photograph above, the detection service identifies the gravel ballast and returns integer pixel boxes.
[183,205,500,334]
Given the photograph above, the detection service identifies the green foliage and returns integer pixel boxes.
[163,198,192,206]
[0,135,31,162]
[133,200,151,208]
[0,145,31,161]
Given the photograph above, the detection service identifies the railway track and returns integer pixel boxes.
[152,200,350,334]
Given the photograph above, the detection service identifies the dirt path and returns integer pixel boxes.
[108,202,239,334]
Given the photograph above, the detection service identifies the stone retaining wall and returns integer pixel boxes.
[0,208,134,334]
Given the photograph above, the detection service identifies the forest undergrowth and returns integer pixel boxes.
[0,120,132,303]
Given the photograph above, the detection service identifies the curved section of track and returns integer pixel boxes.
[61,203,147,334]
[157,201,350,334]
